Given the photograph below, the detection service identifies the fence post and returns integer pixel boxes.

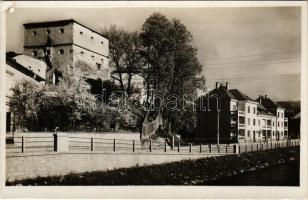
[53,134,57,152]
[21,136,25,153]
[199,143,202,153]
[113,139,116,152]
[177,141,180,152]
[164,140,167,152]
[133,140,135,152]
[90,137,94,152]
[189,143,192,153]
[150,140,152,152]
[234,144,238,154]
[209,144,211,153]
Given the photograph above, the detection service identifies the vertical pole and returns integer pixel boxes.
[164,140,167,152]
[209,144,211,153]
[199,143,202,153]
[218,144,220,153]
[177,141,180,152]
[234,144,238,154]
[21,136,25,153]
[113,139,116,152]
[90,137,94,151]
[189,143,192,153]
[53,134,58,152]
[133,140,135,152]
[150,140,152,152]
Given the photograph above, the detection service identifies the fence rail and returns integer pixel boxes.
[6,134,300,156]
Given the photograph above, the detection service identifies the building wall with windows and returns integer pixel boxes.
[23,19,109,82]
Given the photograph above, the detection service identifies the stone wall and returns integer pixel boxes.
[6,152,219,182]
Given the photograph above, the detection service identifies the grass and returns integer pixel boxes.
[6,147,299,186]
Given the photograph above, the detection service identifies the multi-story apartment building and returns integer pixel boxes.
[196,82,288,143]
[5,52,47,132]
[23,19,109,84]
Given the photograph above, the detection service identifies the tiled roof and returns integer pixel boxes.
[257,104,275,117]
[229,89,255,102]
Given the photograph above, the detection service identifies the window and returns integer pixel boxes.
[59,49,64,54]
[248,106,250,113]
[81,51,84,55]
[70,49,73,54]
[80,31,83,35]
[46,49,51,55]
[38,69,40,72]
[253,107,256,114]
[278,122,280,127]
[46,29,51,35]
[247,118,250,125]
[233,105,237,110]
[278,112,280,117]
[97,63,101,70]
[59,28,64,34]
[253,119,256,126]
[32,51,37,56]
[273,121,275,127]
[239,116,245,124]
[282,113,284,118]
[32,31,37,36]
[247,131,250,137]
[91,55,95,59]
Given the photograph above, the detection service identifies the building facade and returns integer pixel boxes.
[23,19,110,83]
[5,53,46,132]
[197,82,288,143]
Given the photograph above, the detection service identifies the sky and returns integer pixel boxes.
[6,7,301,101]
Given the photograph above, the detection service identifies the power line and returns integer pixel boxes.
[204,60,299,69]
[203,50,300,61]
[205,56,299,66]
[206,73,300,81]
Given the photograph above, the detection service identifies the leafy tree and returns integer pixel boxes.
[102,25,143,96]
[140,13,205,136]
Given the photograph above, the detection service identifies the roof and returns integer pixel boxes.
[257,104,275,117]
[23,19,107,39]
[6,55,45,82]
[229,89,255,102]
[207,85,237,100]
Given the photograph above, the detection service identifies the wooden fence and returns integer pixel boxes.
[6,135,300,156]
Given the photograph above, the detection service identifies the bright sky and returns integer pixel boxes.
[6,7,301,101]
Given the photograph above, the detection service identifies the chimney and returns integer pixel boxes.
[264,94,267,99]
[215,82,219,89]
[225,82,229,90]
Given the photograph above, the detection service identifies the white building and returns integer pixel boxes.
[5,53,47,132]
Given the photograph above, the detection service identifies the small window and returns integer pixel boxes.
[46,49,51,55]
[101,59,104,62]
[80,31,83,35]
[32,51,37,56]
[59,28,64,34]
[101,41,104,45]
[91,55,95,59]
[247,131,250,137]
[97,63,101,70]
[248,106,250,113]
[91,36,94,40]
[32,31,37,36]
[59,49,64,54]
[46,29,51,35]
[81,51,84,55]
[253,119,256,126]
[29,66,32,70]
[38,69,40,72]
